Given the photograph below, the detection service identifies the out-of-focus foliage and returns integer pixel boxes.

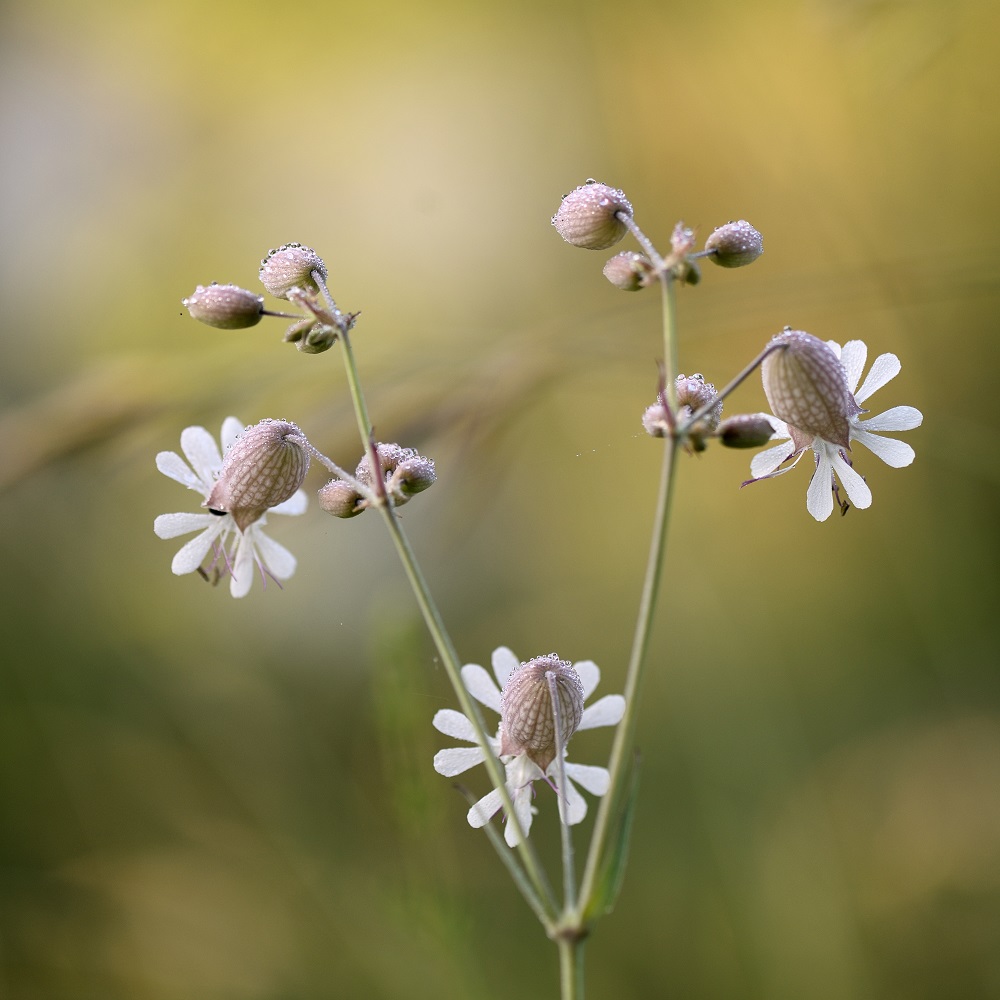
[1,0,998,997]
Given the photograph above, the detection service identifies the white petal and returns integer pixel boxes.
[491,646,520,689]
[852,429,915,468]
[854,353,900,404]
[505,785,536,846]
[806,451,836,521]
[858,405,923,433]
[170,523,225,574]
[467,788,503,829]
[221,417,245,450]
[563,762,611,796]
[229,533,257,598]
[155,450,204,492]
[750,440,795,479]
[271,489,308,516]
[433,709,475,741]
[433,746,485,777]
[557,776,588,825]
[250,528,297,580]
[838,341,868,393]
[462,663,502,714]
[573,660,600,698]
[832,453,872,509]
[579,694,625,730]
[154,511,217,539]
[180,426,222,483]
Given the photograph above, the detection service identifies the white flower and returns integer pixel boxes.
[748,339,922,521]
[432,646,625,846]
[153,417,307,597]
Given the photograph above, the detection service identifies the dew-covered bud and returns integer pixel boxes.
[704,220,763,268]
[182,283,265,329]
[761,329,856,448]
[357,443,436,507]
[317,479,365,518]
[500,654,585,770]
[552,180,633,250]
[675,373,722,452]
[603,251,653,291]
[670,222,696,257]
[717,413,779,448]
[642,402,670,438]
[206,419,310,530]
[259,243,328,299]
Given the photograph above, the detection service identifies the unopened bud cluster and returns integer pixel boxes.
[761,328,858,447]
[500,654,585,770]
[318,442,436,518]
[642,374,721,451]
[206,419,311,530]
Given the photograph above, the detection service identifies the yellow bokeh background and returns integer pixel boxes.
[2,0,998,997]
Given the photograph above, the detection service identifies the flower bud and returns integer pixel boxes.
[182,283,264,329]
[357,443,436,506]
[500,654,585,770]
[717,413,778,448]
[206,419,310,530]
[602,251,653,291]
[551,180,633,250]
[317,479,365,518]
[642,402,670,438]
[761,329,856,448]
[675,373,722,452]
[259,243,327,299]
[704,220,763,268]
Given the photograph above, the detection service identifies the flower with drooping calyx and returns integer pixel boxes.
[747,336,923,520]
[154,417,308,597]
[432,647,625,847]
[552,180,633,251]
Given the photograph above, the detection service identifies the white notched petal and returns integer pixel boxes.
[837,340,867,393]
[573,660,600,699]
[462,663,502,714]
[170,523,226,574]
[434,746,485,777]
[832,453,873,509]
[229,533,257,598]
[853,430,915,468]
[806,452,837,522]
[854,353,900,403]
[272,489,308,516]
[564,762,611,796]
[154,511,216,540]
[579,694,625,730]
[468,788,502,829]
[252,529,297,580]
[156,451,204,491]
[506,786,536,846]
[491,646,520,689]
[751,440,795,479]
[433,708,478,742]
[180,425,222,483]
[859,405,923,433]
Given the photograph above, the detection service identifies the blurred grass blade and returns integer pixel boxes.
[586,753,640,920]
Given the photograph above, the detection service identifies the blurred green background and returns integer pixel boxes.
[1,0,998,997]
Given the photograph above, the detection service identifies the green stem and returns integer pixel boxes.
[578,275,681,909]
[558,935,585,1000]
[335,327,558,920]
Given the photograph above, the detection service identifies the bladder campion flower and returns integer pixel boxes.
[154,417,307,597]
[747,338,922,520]
[432,646,625,846]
